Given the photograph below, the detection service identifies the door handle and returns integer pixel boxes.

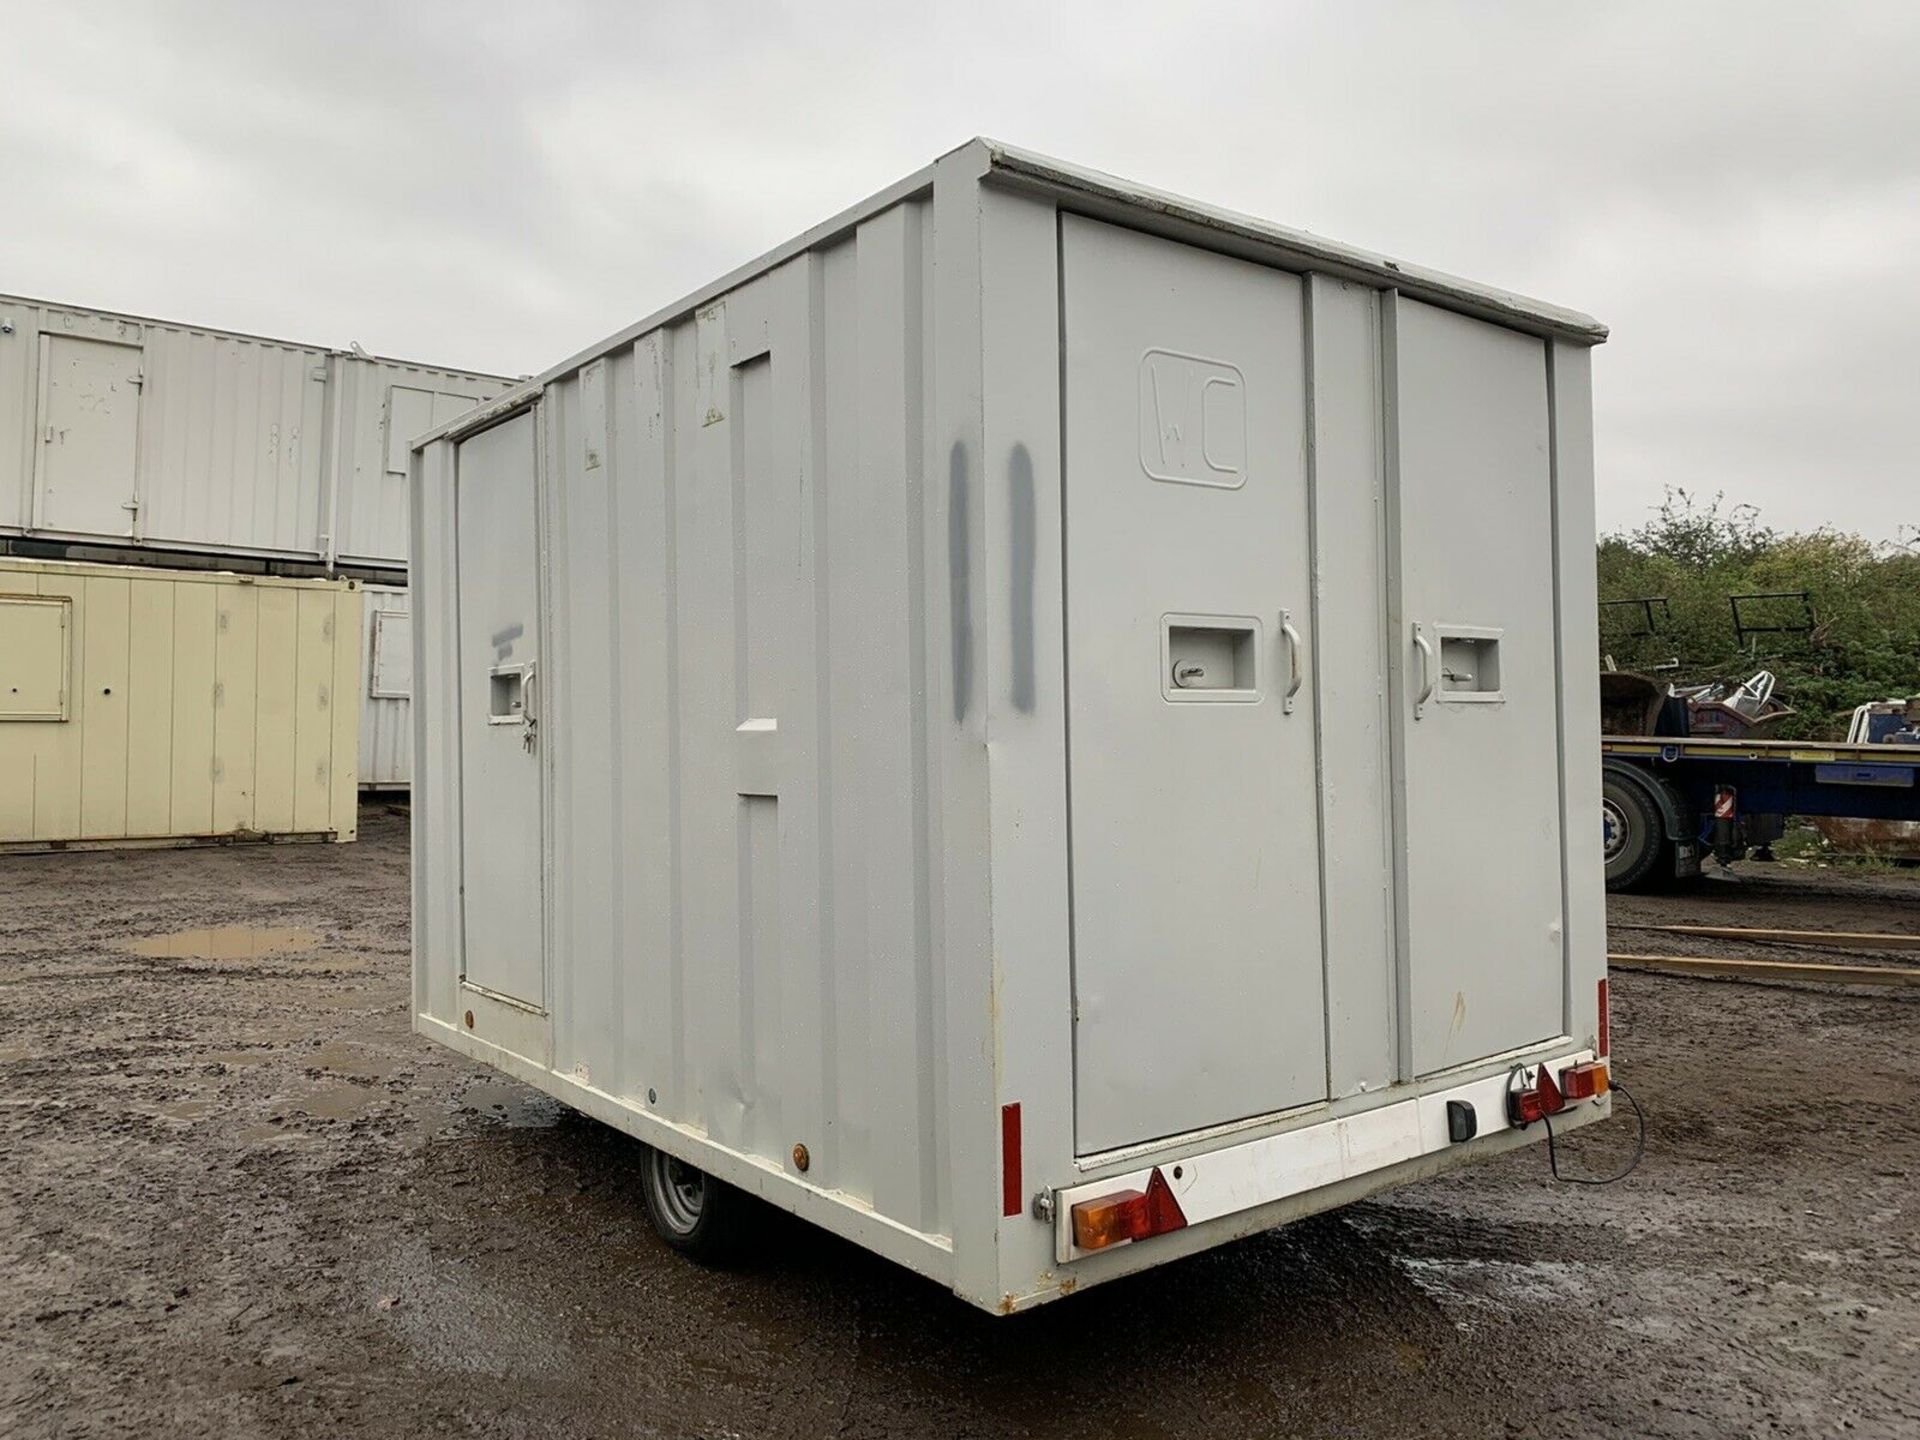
[521,664,539,753]
[1279,610,1304,714]
[1413,625,1436,720]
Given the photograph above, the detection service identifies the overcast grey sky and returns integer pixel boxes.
[3,1,1913,541]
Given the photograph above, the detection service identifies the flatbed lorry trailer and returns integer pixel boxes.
[1602,735,1920,890]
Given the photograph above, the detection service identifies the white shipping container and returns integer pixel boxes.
[410,140,1613,1313]
[0,293,513,571]
[359,583,412,789]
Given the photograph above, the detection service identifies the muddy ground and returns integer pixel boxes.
[2,809,1917,1439]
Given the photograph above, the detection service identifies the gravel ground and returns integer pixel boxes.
[2,808,1917,1439]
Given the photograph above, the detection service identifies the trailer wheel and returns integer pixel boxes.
[1602,771,1666,892]
[638,1146,749,1262]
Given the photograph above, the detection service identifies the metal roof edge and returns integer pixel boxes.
[0,290,515,383]
[415,150,960,452]
[414,135,1607,453]
[976,138,1609,344]
[0,552,357,589]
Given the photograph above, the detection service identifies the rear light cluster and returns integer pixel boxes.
[1508,1059,1609,1128]
[1561,1061,1609,1101]
[1068,1166,1189,1251]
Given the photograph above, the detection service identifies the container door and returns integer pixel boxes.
[454,410,545,1009]
[1063,216,1327,1155]
[1393,299,1565,1075]
[34,334,142,537]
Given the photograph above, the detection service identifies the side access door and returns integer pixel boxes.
[453,409,546,1011]
[34,333,143,538]
[1392,299,1568,1075]
[1063,216,1328,1156]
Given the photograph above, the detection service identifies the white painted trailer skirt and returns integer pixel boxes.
[410,139,1612,1313]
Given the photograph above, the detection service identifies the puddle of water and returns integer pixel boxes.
[130,1097,219,1122]
[234,1121,314,1147]
[297,1080,377,1121]
[114,925,322,962]
[459,1080,563,1129]
[201,1049,270,1069]
[312,1041,397,1082]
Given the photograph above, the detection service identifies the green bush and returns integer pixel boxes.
[1597,490,1920,740]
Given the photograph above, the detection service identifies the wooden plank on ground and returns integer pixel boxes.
[1637,925,1920,951]
[1609,953,1920,987]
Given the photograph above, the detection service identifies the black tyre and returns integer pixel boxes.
[637,1145,753,1263]
[1602,771,1666,892]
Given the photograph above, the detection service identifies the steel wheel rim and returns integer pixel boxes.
[646,1152,705,1235]
[1602,796,1628,862]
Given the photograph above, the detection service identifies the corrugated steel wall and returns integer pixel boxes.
[0,293,511,569]
[0,558,360,845]
[416,194,953,1240]
[134,323,330,555]
[327,357,499,566]
[358,582,410,787]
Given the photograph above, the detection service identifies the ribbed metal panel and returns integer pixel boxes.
[136,324,330,554]
[0,293,510,570]
[327,356,504,567]
[0,556,361,846]
[414,191,956,1257]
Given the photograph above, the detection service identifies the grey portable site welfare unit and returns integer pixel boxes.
[411,139,1613,1314]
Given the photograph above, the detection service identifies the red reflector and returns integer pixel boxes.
[1713,786,1737,820]
[1560,1060,1609,1101]
[1000,1103,1022,1218]
[1598,976,1610,1058]
[1507,1064,1568,1127]
[1068,1167,1190,1251]
[1137,1166,1188,1238]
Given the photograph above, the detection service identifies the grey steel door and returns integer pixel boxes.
[454,409,545,1009]
[1064,216,1327,1155]
[34,334,142,537]
[1393,299,1566,1075]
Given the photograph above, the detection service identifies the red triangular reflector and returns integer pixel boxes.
[1535,1064,1564,1116]
[1140,1167,1189,1236]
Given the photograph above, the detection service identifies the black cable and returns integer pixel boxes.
[1542,1080,1646,1185]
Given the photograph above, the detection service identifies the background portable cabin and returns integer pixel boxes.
[410,139,1608,1312]
[0,293,514,791]
[0,557,361,848]
[359,582,413,790]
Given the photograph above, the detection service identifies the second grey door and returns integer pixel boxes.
[1065,216,1327,1155]
[1393,299,1566,1075]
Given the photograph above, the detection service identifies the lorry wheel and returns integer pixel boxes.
[638,1145,749,1262]
[1602,772,1666,892]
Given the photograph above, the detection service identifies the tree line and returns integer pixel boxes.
[1597,490,1919,741]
